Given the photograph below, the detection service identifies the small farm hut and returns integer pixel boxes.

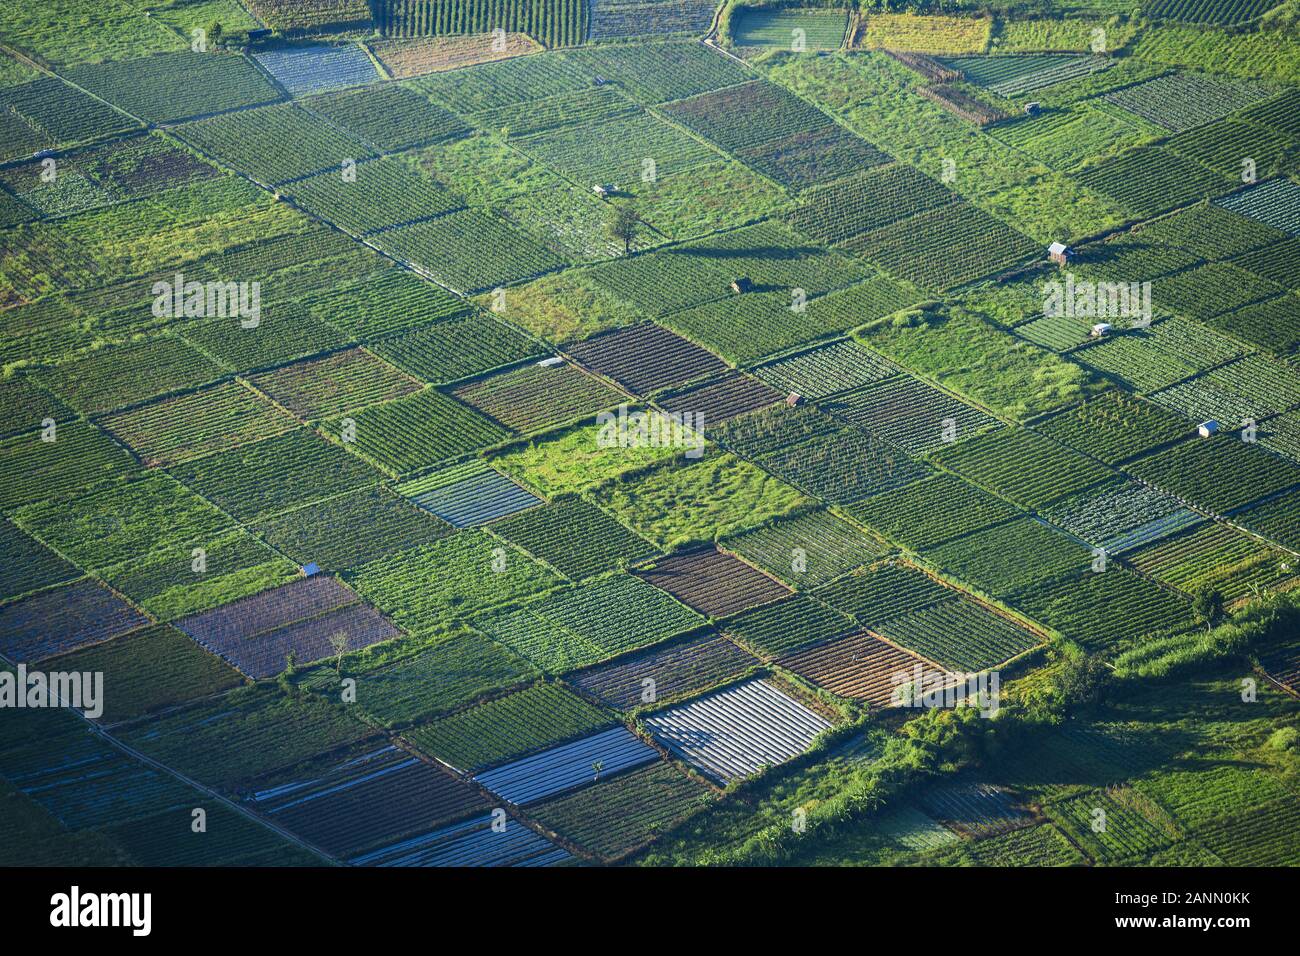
[730,276,754,294]
[1091,322,1112,338]
[786,392,802,407]
[1198,420,1220,438]
[1048,241,1072,265]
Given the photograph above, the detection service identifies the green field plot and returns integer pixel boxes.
[370,313,540,386]
[1127,521,1299,600]
[117,686,372,791]
[1238,488,1300,550]
[314,628,538,727]
[663,278,913,366]
[515,109,717,184]
[177,103,374,185]
[0,517,78,602]
[845,471,1021,552]
[989,103,1151,173]
[967,824,1087,866]
[1103,72,1273,133]
[305,269,471,341]
[478,270,641,345]
[0,421,141,513]
[814,563,954,627]
[168,427,380,522]
[661,79,836,154]
[1137,764,1294,832]
[253,486,454,571]
[1217,177,1300,237]
[178,308,352,376]
[1166,119,1294,182]
[0,374,73,440]
[788,163,956,246]
[303,83,470,150]
[712,404,930,504]
[929,427,1112,510]
[100,380,296,468]
[1210,294,1300,356]
[490,497,658,580]
[1153,262,1281,322]
[613,158,792,244]
[585,220,872,318]
[322,388,509,477]
[64,52,281,124]
[372,208,565,293]
[1142,0,1280,25]
[478,574,704,671]
[413,53,592,114]
[1126,437,1300,514]
[1046,790,1178,864]
[1073,332,1199,394]
[451,360,625,434]
[405,681,613,773]
[737,123,892,192]
[41,625,243,726]
[755,339,898,401]
[875,598,1040,671]
[14,471,229,571]
[595,451,811,549]
[721,593,854,658]
[348,530,562,633]
[532,761,713,863]
[0,2,186,65]
[1040,479,1198,553]
[823,375,1002,457]
[928,518,1092,596]
[723,509,887,588]
[1076,147,1233,218]
[0,77,141,162]
[286,158,463,235]
[1010,568,1194,653]
[37,335,223,416]
[944,54,1111,97]
[561,41,749,104]
[248,349,420,421]
[492,413,687,497]
[470,86,640,139]
[733,7,848,49]
[1036,391,1195,466]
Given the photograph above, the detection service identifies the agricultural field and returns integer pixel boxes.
[5,3,1300,879]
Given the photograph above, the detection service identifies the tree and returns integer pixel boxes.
[206,21,223,45]
[1193,589,1225,631]
[330,632,350,675]
[1052,652,1111,712]
[607,205,640,255]
[591,760,604,782]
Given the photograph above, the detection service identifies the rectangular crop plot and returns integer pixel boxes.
[253,43,378,96]
[1127,438,1300,515]
[645,679,832,784]
[532,760,713,863]
[874,598,1041,672]
[930,427,1112,510]
[824,375,1002,456]
[722,593,855,659]
[636,547,791,619]
[246,743,486,859]
[177,103,375,185]
[814,563,953,626]
[65,51,281,124]
[253,486,454,570]
[398,461,542,528]
[658,374,783,425]
[1103,72,1272,133]
[723,508,888,588]
[372,208,565,294]
[325,388,509,477]
[846,471,1020,552]
[1216,178,1300,237]
[562,41,748,105]
[349,812,571,867]
[451,360,625,433]
[405,681,614,774]
[1036,391,1192,465]
[919,781,1033,839]
[789,163,957,246]
[1076,147,1232,219]
[0,421,141,512]
[1127,522,1299,600]
[248,348,421,421]
[1040,480,1200,553]
[38,335,224,416]
[737,123,892,192]
[286,158,462,235]
[0,578,149,663]
[101,380,297,467]
[370,314,541,386]
[490,497,657,580]
[565,323,727,396]
[778,631,939,707]
[168,427,381,522]
[304,83,470,150]
[568,631,759,712]
[944,54,1110,97]
[0,517,78,603]
[1011,568,1194,652]
[756,339,898,401]
[928,518,1092,597]
[472,725,659,805]
[176,575,399,678]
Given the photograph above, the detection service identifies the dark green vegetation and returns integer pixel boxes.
[2,2,1298,869]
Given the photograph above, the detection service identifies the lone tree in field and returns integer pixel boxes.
[1193,589,1225,632]
[330,632,350,675]
[608,205,640,255]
